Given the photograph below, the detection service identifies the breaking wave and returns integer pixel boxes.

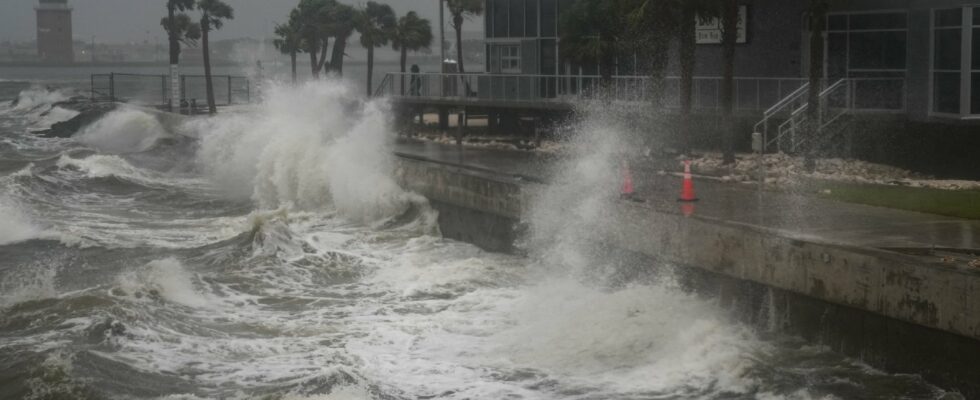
[75,108,170,154]
[191,81,425,223]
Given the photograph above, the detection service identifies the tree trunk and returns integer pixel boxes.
[167,5,180,107]
[400,47,408,96]
[308,38,320,78]
[316,39,330,75]
[366,47,374,97]
[329,34,348,75]
[720,0,738,165]
[679,4,696,154]
[454,16,465,73]
[290,51,297,83]
[202,22,216,115]
[805,0,827,170]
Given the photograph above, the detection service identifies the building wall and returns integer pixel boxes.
[36,9,73,64]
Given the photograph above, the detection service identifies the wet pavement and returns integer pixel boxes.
[394,139,980,252]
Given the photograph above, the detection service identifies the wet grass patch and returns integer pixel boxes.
[811,180,980,220]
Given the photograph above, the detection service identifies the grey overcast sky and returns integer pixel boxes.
[0,0,483,43]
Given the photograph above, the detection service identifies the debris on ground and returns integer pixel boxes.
[688,152,980,191]
[941,256,958,264]
[969,259,980,268]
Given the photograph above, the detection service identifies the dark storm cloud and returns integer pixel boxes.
[0,0,479,43]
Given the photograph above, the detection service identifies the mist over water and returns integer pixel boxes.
[0,82,957,399]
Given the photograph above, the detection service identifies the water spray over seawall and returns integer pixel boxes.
[192,80,425,224]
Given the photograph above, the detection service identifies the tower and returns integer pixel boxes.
[36,0,74,64]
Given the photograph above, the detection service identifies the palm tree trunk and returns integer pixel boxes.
[309,39,320,78]
[805,0,827,170]
[167,5,180,108]
[679,4,696,154]
[367,47,375,97]
[720,0,738,165]
[290,51,297,83]
[454,21,465,73]
[203,23,216,115]
[330,35,348,75]
[400,47,408,96]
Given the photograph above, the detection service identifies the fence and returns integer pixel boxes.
[377,72,907,114]
[91,73,251,109]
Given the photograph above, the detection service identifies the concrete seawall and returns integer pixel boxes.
[393,154,980,396]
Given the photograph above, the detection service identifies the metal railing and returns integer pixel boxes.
[754,77,906,153]
[376,72,809,112]
[91,73,251,109]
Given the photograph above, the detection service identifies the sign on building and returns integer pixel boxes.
[696,6,748,44]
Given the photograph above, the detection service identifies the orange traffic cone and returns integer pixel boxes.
[678,160,699,202]
[621,161,635,200]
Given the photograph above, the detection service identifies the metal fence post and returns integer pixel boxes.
[227,76,232,105]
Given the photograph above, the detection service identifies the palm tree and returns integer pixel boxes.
[805,0,829,170]
[325,2,357,75]
[559,0,626,85]
[274,21,304,83]
[163,0,198,107]
[719,0,738,164]
[444,0,483,74]
[627,0,679,103]
[673,0,717,154]
[293,0,332,78]
[392,11,433,95]
[197,0,234,115]
[355,1,396,97]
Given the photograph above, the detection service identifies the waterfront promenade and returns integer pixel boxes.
[394,139,980,254]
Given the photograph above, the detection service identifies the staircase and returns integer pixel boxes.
[753,79,853,154]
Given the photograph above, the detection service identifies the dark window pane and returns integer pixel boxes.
[828,33,847,78]
[526,0,538,36]
[849,31,907,70]
[493,0,508,39]
[510,0,524,37]
[934,72,961,113]
[972,73,980,114]
[485,0,493,37]
[935,28,962,70]
[850,13,907,30]
[828,15,847,31]
[974,28,980,69]
[540,39,556,74]
[557,0,575,36]
[853,79,905,110]
[974,7,980,26]
[935,8,962,27]
[540,0,556,37]
[972,73,980,113]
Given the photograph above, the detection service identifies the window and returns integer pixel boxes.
[501,45,521,73]
[493,0,508,39]
[526,0,538,37]
[510,0,525,37]
[826,12,908,110]
[932,8,963,114]
[540,0,556,37]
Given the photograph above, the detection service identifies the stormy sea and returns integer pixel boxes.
[0,76,959,399]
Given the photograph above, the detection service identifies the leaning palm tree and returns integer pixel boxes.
[444,0,483,74]
[274,21,304,83]
[197,0,234,115]
[324,2,357,75]
[355,1,396,97]
[163,0,198,107]
[392,11,433,95]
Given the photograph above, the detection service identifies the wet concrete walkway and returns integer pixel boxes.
[394,139,980,252]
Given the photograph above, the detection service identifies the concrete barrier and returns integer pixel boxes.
[393,154,980,397]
